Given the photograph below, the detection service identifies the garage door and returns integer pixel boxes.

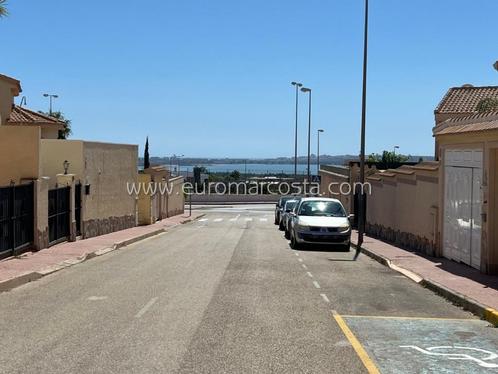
[443,149,482,270]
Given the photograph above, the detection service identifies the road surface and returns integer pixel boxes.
[0,204,496,373]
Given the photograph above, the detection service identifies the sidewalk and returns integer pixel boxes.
[0,212,203,292]
[352,231,498,326]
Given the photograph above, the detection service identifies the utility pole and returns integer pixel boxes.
[356,0,369,260]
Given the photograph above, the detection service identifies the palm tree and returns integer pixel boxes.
[0,0,8,18]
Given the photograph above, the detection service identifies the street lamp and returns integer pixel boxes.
[356,0,369,260]
[317,129,324,176]
[291,81,303,178]
[301,87,312,185]
[393,145,399,156]
[169,154,184,176]
[43,93,59,115]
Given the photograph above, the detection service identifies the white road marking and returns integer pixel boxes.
[245,218,253,221]
[320,293,330,303]
[199,218,208,222]
[302,264,308,269]
[135,297,158,318]
[213,218,223,222]
[298,258,303,263]
[229,214,240,222]
[295,253,299,256]
[259,218,268,222]
[313,281,321,289]
[87,296,108,301]
[306,272,313,278]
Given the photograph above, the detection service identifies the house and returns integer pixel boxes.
[0,74,65,139]
[434,85,498,124]
[0,73,138,258]
[434,110,498,274]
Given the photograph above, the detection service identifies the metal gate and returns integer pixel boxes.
[75,183,82,237]
[48,186,71,245]
[443,149,482,270]
[0,183,34,259]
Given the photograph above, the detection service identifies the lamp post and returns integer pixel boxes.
[393,145,399,156]
[317,129,324,176]
[356,0,369,260]
[300,87,312,185]
[291,81,303,178]
[43,93,58,115]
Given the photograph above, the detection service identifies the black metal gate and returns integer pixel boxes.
[48,186,71,245]
[0,183,34,259]
[75,183,82,237]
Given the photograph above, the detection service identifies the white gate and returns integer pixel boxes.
[443,149,482,269]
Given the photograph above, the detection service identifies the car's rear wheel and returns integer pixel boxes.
[279,221,285,231]
[284,229,290,239]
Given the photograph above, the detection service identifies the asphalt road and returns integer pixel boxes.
[0,204,496,373]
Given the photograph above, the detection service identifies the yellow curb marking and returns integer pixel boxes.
[332,311,380,374]
[484,308,498,327]
[340,314,479,321]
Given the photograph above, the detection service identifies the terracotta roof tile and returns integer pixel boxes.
[435,86,498,114]
[433,110,498,136]
[7,105,65,127]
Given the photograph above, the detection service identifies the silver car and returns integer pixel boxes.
[279,198,299,231]
[289,197,352,251]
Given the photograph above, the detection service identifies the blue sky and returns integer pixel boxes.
[2,0,497,158]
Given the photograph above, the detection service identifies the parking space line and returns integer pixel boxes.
[298,258,303,263]
[135,297,158,318]
[229,214,240,222]
[259,218,268,222]
[301,264,307,269]
[332,311,380,374]
[320,293,330,303]
[312,281,321,289]
[245,218,253,222]
[213,218,223,222]
[306,272,313,278]
[198,218,208,222]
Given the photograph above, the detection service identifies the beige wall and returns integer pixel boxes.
[319,168,351,213]
[167,177,185,217]
[137,173,153,225]
[0,126,40,186]
[0,79,17,126]
[82,141,138,222]
[492,149,498,274]
[366,164,439,255]
[40,139,85,187]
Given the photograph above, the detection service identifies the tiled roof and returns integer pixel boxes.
[435,86,498,114]
[7,105,65,127]
[433,110,498,136]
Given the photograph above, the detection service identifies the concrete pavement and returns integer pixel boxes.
[0,205,497,373]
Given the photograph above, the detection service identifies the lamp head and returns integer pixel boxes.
[301,87,311,93]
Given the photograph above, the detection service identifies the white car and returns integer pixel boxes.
[289,197,352,251]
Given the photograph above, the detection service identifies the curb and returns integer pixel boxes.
[352,242,498,327]
[0,215,203,293]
